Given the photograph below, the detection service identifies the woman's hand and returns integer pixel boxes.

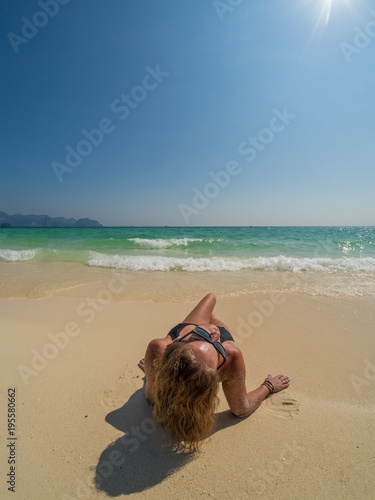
[264,373,290,393]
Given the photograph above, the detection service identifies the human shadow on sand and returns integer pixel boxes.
[94,386,241,496]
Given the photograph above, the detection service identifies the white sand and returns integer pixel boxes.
[1,294,375,499]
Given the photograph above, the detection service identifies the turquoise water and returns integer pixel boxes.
[0,226,374,272]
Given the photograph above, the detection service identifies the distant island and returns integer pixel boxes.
[0,211,102,228]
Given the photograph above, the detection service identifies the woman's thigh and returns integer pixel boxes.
[182,293,216,324]
[210,313,230,331]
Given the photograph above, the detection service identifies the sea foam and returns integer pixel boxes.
[0,249,36,262]
[128,237,203,249]
[87,252,375,272]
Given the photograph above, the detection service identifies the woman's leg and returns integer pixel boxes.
[182,293,216,325]
[210,313,231,331]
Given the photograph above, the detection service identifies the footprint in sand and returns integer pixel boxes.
[262,393,300,419]
[100,364,143,411]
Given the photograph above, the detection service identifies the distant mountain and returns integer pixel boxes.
[0,211,102,228]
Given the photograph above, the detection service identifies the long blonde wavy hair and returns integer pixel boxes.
[153,341,219,452]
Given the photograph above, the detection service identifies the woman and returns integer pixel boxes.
[138,293,290,451]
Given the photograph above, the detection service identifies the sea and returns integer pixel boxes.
[1,226,375,301]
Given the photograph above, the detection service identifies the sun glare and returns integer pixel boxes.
[322,0,355,26]
[301,0,356,54]
[324,0,334,26]
[319,0,356,27]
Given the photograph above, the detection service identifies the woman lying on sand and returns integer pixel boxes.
[138,293,290,451]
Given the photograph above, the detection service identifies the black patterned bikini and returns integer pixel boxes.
[167,323,234,343]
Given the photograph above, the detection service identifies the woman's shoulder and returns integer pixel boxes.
[147,336,173,355]
[219,343,244,381]
[223,342,242,359]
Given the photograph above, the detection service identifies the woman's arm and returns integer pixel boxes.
[221,345,290,418]
[143,337,171,403]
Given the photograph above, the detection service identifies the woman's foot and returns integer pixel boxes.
[138,358,145,373]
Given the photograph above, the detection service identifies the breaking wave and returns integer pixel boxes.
[0,249,36,262]
[87,253,375,272]
[128,237,204,249]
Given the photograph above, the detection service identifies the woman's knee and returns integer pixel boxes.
[205,292,216,303]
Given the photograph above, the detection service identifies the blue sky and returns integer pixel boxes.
[1,0,374,226]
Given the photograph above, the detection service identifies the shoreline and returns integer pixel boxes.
[1,260,375,302]
[1,293,374,498]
